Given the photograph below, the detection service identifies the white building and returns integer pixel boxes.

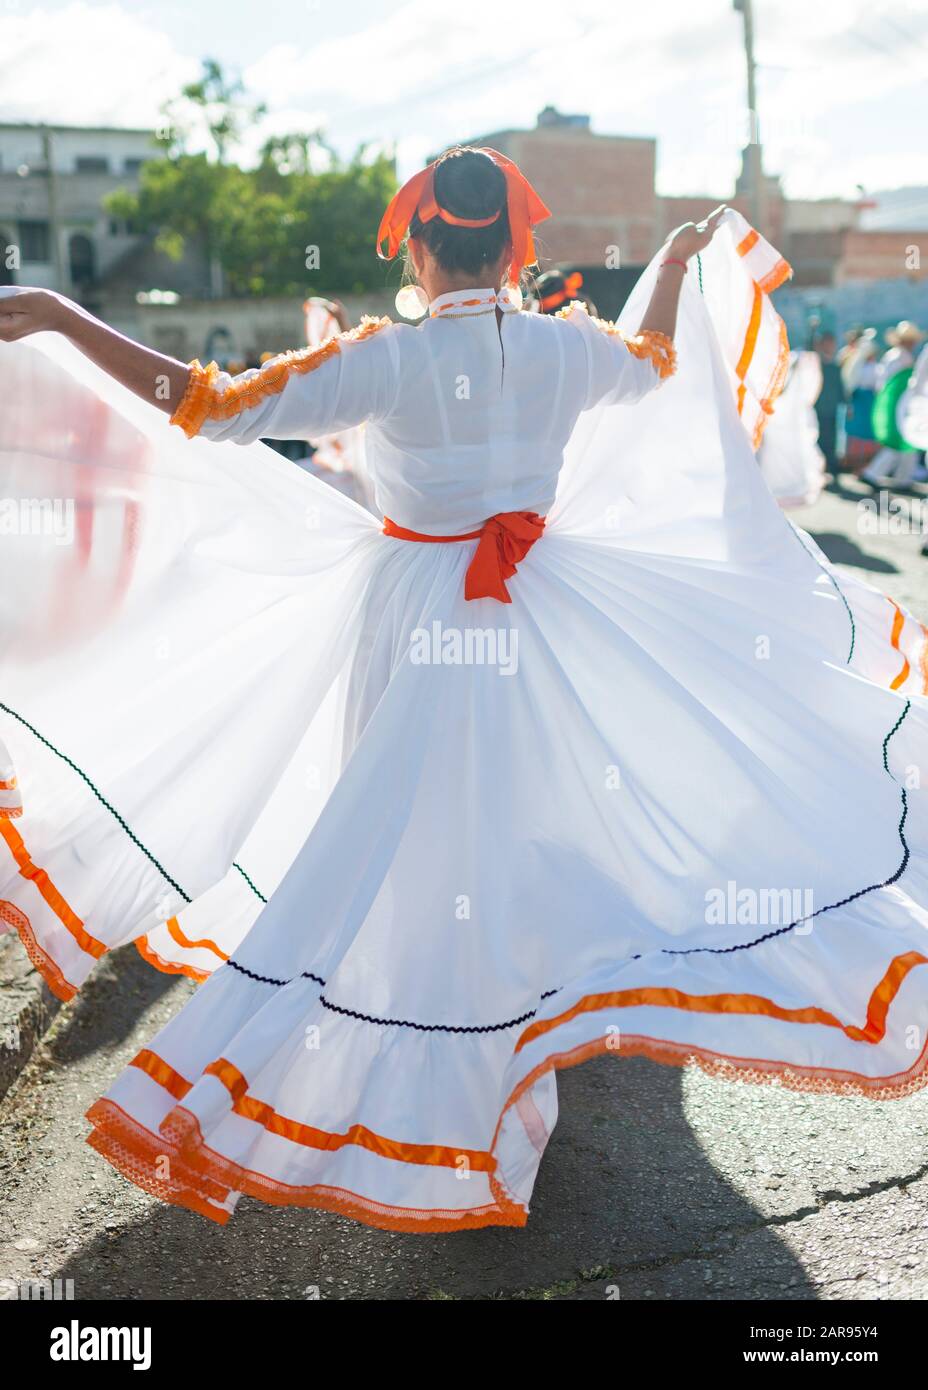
[0,122,165,295]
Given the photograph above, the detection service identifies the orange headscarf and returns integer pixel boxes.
[376,148,551,285]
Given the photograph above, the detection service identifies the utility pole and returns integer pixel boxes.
[40,125,65,292]
[733,0,764,231]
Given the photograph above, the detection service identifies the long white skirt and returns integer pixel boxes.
[2,217,928,1231]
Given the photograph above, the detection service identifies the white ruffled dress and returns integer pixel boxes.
[2,211,928,1231]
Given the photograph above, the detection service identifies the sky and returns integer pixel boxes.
[1,0,927,201]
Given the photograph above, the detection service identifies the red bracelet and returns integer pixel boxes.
[660,257,688,273]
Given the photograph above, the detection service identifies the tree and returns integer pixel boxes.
[106,61,397,297]
[158,58,267,165]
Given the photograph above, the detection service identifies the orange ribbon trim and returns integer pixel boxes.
[889,600,911,690]
[0,816,106,962]
[383,511,545,603]
[129,1049,494,1173]
[376,148,551,286]
[515,950,928,1054]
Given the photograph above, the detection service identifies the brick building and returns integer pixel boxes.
[2,112,924,353]
[457,107,927,316]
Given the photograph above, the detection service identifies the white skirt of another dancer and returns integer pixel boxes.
[2,216,928,1231]
[759,350,827,508]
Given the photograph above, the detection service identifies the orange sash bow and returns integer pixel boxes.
[383,511,546,603]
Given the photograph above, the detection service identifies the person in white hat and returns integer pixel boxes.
[862,321,927,485]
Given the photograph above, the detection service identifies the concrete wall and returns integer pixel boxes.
[105,290,398,364]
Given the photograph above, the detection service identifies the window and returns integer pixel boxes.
[69,233,96,287]
[123,158,144,175]
[18,220,50,263]
[75,156,110,174]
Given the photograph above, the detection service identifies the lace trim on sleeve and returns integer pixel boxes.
[556,300,677,380]
[169,359,221,439]
[619,328,677,380]
[169,316,391,439]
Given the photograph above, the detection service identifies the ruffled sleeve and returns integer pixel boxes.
[169,316,397,445]
[556,301,676,411]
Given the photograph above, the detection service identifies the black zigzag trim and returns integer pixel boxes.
[788,521,856,664]
[0,702,270,907]
[232,861,267,903]
[222,961,562,1033]
[653,698,912,959]
[226,959,323,988]
[318,994,540,1035]
[0,702,192,902]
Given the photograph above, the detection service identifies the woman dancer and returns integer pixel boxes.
[2,146,928,1232]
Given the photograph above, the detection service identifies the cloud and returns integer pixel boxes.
[0,2,197,127]
[1,0,926,200]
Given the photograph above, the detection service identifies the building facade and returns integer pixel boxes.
[0,123,172,302]
[456,108,927,317]
[2,114,924,353]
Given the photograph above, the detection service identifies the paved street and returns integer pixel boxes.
[2,476,928,1302]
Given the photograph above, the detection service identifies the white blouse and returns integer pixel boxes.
[171,287,675,534]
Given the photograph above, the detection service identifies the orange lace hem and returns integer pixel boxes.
[135,933,210,985]
[86,1099,527,1233]
[0,898,76,1001]
[169,317,391,440]
[0,816,106,963]
[85,1014,928,1234]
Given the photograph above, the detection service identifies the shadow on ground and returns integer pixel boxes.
[45,949,816,1301]
[42,944,184,1066]
[807,530,897,575]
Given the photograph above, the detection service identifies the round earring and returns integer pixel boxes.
[395,284,429,319]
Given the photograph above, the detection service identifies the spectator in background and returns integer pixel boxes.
[876,321,923,391]
[862,321,926,486]
[533,268,599,318]
[841,328,880,471]
[837,326,864,368]
[813,332,846,476]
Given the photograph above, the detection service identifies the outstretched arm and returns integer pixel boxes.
[637,205,728,341]
[0,289,190,415]
[0,288,396,445]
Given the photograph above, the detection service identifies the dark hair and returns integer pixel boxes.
[535,269,570,314]
[407,147,511,278]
